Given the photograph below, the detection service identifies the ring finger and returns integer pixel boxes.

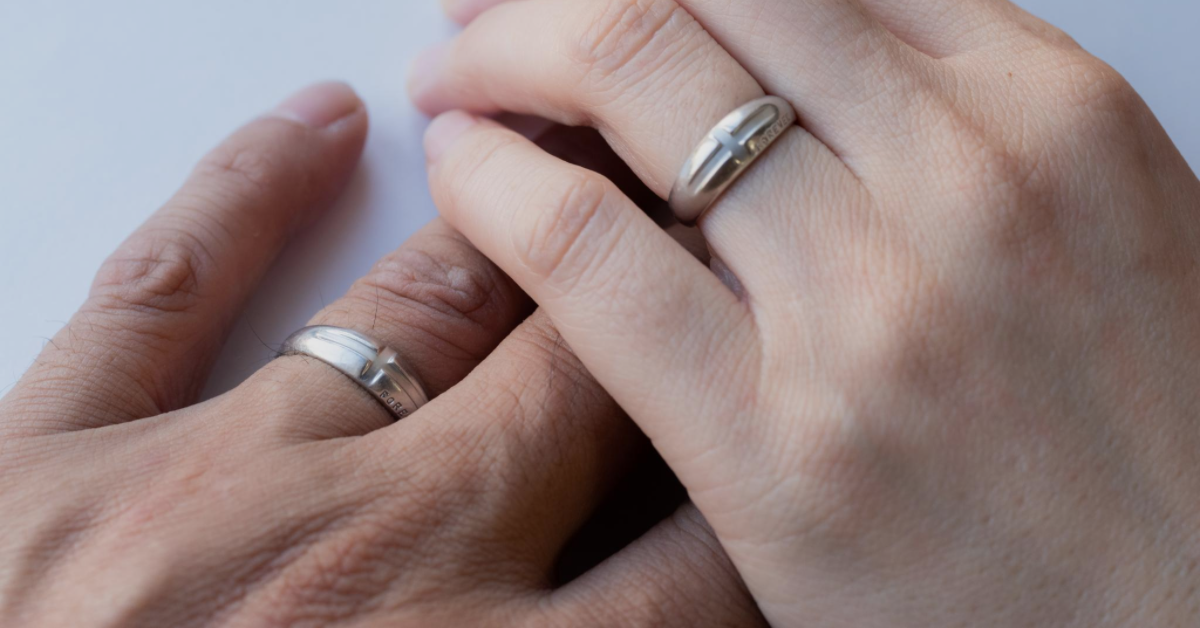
[234,218,531,440]
[411,0,766,198]
[235,124,659,441]
[415,0,937,181]
[408,0,868,294]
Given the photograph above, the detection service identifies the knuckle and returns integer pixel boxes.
[458,345,615,513]
[357,388,530,526]
[775,411,897,542]
[1031,22,1081,51]
[569,0,697,93]
[770,299,974,544]
[925,103,1059,258]
[432,129,523,205]
[342,243,515,364]
[934,61,1141,271]
[491,321,606,431]
[925,116,1031,230]
[364,423,519,547]
[193,140,287,203]
[513,321,604,412]
[514,171,622,288]
[511,314,575,368]
[395,332,612,523]
[955,136,1029,220]
[424,395,528,495]
[358,246,505,325]
[1001,10,1081,51]
[0,499,101,616]
[533,551,720,628]
[90,231,213,317]
[255,519,398,625]
[1047,54,1139,119]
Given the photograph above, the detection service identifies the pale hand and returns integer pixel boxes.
[413,0,1200,625]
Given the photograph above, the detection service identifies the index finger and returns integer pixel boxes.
[426,111,761,473]
[2,83,368,434]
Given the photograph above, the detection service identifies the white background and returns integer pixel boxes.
[1,1,1197,400]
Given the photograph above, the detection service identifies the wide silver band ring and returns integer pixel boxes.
[668,96,797,225]
[279,326,430,420]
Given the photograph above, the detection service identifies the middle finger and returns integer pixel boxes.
[410,0,769,199]
[365,310,644,576]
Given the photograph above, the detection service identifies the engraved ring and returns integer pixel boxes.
[279,326,430,420]
[668,96,797,225]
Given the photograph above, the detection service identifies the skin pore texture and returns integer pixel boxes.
[0,83,763,626]
[413,0,1200,625]
[1,0,1198,625]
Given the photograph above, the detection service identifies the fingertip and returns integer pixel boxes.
[408,42,452,115]
[439,0,465,24]
[441,0,500,26]
[268,82,370,188]
[271,81,365,129]
[206,82,370,234]
[424,110,485,163]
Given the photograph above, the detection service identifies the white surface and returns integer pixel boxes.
[1,1,1198,399]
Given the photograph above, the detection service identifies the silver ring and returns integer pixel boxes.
[279,326,430,420]
[668,96,797,225]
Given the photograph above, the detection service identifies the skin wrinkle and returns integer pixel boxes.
[343,288,483,365]
[475,333,623,563]
[572,2,702,110]
[250,213,534,435]
[240,514,412,625]
[137,494,360,625]
[9,0,1200,623]
[4,104,366,434]
[574,0,685,77]
[418,0,769,205]
[130,435,396,624]
[518,174,621,294]
[359,250,502,324]
[414,0,1200,624]
[550,505,760,627]
[10,341,167,425]
[0,501,101,622]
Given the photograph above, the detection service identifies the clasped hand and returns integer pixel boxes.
[4,0,1200,625]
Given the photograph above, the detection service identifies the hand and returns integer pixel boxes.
[413,0,1200,625]
[0,83,764,627]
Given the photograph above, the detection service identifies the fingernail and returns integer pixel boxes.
[442,0,491,25]
[272,81,362,128]
[408,42,450,106]
[424,111,480,163]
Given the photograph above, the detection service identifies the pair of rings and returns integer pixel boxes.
[282,95,798,420]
